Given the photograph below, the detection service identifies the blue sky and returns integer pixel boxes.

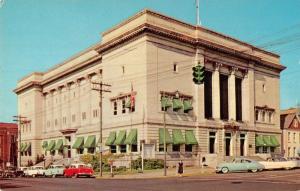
[0,0,300,122]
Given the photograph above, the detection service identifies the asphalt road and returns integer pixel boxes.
[1,169,300,191]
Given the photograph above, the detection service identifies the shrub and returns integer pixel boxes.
[131,157,164,170]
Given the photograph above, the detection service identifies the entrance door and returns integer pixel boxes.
[240,139,245,156]
[225,138,231,156]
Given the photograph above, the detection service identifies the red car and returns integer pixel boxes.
[64,164,94,178]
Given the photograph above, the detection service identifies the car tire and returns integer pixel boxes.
[221,167,229,174]
[32,174,36,178]
[251,169,258,173]
[52,174,56,178]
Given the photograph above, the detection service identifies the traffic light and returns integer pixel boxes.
[192,64,205,84]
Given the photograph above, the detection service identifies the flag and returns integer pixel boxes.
[130,82,135,112]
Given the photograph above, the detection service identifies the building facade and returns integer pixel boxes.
[281,108,300,158]
[14,10,285,167]
[0,123,18,169]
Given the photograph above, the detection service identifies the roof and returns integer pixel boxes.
[281,108,299,115]
[0,123,17,129]
[282,114,296,129]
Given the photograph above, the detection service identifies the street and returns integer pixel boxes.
[1,169,300,191]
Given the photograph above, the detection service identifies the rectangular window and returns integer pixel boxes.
[262,111,265,122]
[270,147,275,153]
[255,110,259,121]
[263,146,268,153]
[159,144,164,152]
[173,63,178,73]
[77,148,84,154]
[131,144,138,152]
[255,146,260,154]
[82,112,86,120]
[113,101,117,115]
[209,132,216,154]
[294,133,296,143]
[185,144,193,152]
[110,145,116,153]
[220,74,229,120]
[204,71,213,119]
[288,132,291,142]
[120,145,126,153]
[87,148,95,154]
[122,99,126,114]
[63,117,67,125]
[93,109,98,118]
[235,78,242,121]
[172,145,180,152]
[240,134,245,156]
[269,112,272,123]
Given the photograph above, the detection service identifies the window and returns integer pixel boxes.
[87,148,95,154]
[159,144,164,152]
[185,144,193,152]
[288,132,291,143]
[172,145,180,152]
[110,146,116,153]
[173,63,178,73]
[269,112,272,123]
[263,146,268,153]
[122,66,125,74]
[93,109,98,118]
[288,147,291,157]
[209,132,216,154]
[72,114,76,122]
[262,111,265,122]
[77,148,84,155]
[270,147,275,153]
[204,71,212,119]
[262,84,266,92]
[294,133,296,143]
[255,110,259,121]
[63,117,67,125]
[82,112,86,120]
[294,147,296,157]
[131,144,138,152]
[220,74,229,120]
[122,99,126,114]
[235,78,242,121]
[120,145,126,153]
[113,101,117,115]
[255,146,260,154]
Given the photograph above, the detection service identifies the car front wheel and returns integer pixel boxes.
[221,167,229,174]
[251,169,258,173]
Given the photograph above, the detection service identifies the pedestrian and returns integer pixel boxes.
[178,160,183,177]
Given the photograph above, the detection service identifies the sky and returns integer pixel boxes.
[0,0,300,122]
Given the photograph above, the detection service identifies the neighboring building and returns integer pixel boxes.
[14,9,285,167]
[280,108,300,158]
[0,123,18,169]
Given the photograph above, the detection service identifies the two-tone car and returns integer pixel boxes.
[259,157,298,170]
[216,158,264,174]
[64,164,94,178]
[44,165,65,178]
[24,166,46,177]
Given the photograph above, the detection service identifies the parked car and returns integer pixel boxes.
[3,167,17,178]
[24,166,46,177]
[259,157,298,170]
[216,158,264,174]
[64,164,94,178]
[45,165,65,177]
[16,167,28,177]
[0,168,4,178]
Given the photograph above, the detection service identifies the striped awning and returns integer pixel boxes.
[185,130,198,145]
[124,129,137,145]
[172,129,185,145]
[159,128,172,144]
[105,132,116,146]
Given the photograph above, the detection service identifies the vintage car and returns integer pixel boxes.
[259,157,298,170]
[64,164,94,178]
[16,167,28,177]
[24,166,46,177]
[44,165,65,177]
[3,167,17,178]
[216,158,264,173]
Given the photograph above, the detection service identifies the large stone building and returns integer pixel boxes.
[280,108,300,158]
[0,122,18,169]
[14,9,286,167]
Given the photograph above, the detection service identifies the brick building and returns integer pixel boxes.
[0,122,18,169]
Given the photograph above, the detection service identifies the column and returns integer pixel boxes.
[212,63,221,119]
[228,67,237,121]
[194,49,205,122]
[242,70,249,122]
[67,83,72,129]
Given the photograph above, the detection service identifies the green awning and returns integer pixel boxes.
[105,132,116,146]
[54,139,64,150]
[124,129,137,145]
[42,141,48,149]
[270,135,280,147]
[183,100,193,111]
[84,135,96,148]
[20,143,25,152]
[159,128,172,144]
[125,100,131,108]
[263,136,273,146]
[173,99,183,110]
[161,97,172,109]
[255,135,265,147]
[172,129,185,145]
[114,130,126,145]
[21,143,27,152]
[23,143,31,152]
[72,137,84,149]
[185,130,198,145]
[46,140,56,151]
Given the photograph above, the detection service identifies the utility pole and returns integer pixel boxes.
[13,115,29,168]
[91,81,111,177]
[163,92,167,176]
[196,0,201,26]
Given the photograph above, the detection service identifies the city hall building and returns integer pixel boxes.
[14,9,285,167]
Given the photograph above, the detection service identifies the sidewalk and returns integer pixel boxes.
[96,167,215,179]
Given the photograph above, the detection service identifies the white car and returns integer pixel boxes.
[259,158,298,170]
[24,166,46,177]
